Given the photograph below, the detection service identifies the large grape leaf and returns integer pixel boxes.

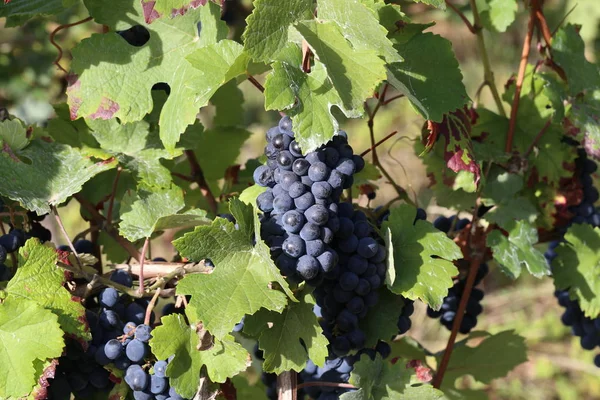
[440,330,527,394]
[0,298,64,399]
[150,314,250,399]
[211,80,245,127]
[244,292,328,374]
[480,172,538,229]
[242,0,314,62]
[0,120,116,215]
[6,239,90,342]
[487,221,549,279]
[479,0,518,32]
[410,0,445,9]
[174,198,294,339]
[318,0,401,63]
[387,30,468,122]
[552,224,600,318]
[383,204,461,309]
[0,0,77,20]
[340,354,444,400]
[0,119,28,150]
[264,45,359,152]
[86,118,174,188]
[69,1,246,152]
[296,20,387,111]
[140,0,220,23]
[119,185,210,241]
[551,24,600,96]
[571,89,600,159]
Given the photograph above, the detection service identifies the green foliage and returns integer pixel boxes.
[174,199,294,339]
[0,297,64,399]
[383,204,462,309]
[487,220,549,279]
[245,292,328,374]
[553,224,600,318]
[479,0,518,32]
[481,172,538,228]
[340,354,444,399]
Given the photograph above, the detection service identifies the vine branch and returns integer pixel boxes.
[184,150,219,215]
[246,75,265,93]
[444,0,476,33]
[505,0,537,153]
[137,237,150,295]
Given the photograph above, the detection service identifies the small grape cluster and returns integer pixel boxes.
[426,264,487,334]
[397,300,414,335]
[0,212,52,281]
[428,215,487,334]
[254,116,365,284]
[555,290,600,367]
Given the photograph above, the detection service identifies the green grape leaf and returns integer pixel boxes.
[119,185,209,241]
[387,31,468,122]
[359,289,405,347]
[0,298,64,399]
[410,0,446,9]
[192,126,252,194]
[363,2,407,33]
[571,89,600,159]
[86,118,175,189]
[174,198,294,339]
[247,292,328,374]
[421,107,481,186]
[0,0,76,20]
[486,221,549,279]
[296,20,387,111]
[479,0,518,32]
[0,119,29,150]
[340,354,444,400]
[69,1,244,152]
[551,24,600,96]
[552,224,600,317]
[318,0,401,63]
[140,0,221,23]
[0,120,116,215]
[211,80,245,127]
[440,330,527,393]
[150,314,250,399]
[264,45,359,152]
[242,0,313,62]
[383,204,461,309]
[481,172,538,229]
[6,239,90,341]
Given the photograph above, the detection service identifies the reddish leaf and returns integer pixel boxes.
[422,107,481,186]
[141,0,214,23]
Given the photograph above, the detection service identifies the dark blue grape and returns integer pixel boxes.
[305,205,329,226]
[282,235,305,258]
[282,210,305,233]
[297,255,320,280]
[257,191,274,212]
[126,339,147,363]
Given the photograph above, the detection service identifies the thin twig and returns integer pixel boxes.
[433,255,482,388]
[382,93,404,105]
[534,4,553,47]
[74,194,142,260]
[506,1,536,153]
[524,119,552,158]
[551,4,578,37]
[360,131,398,157]
[184,150,219,215]
[59,261,144,298]
[445,0,477,33]
[472,81,489,109]
[137,237,150,295]
[52,206,82,267]
[49,16,93,74]
[246,75,265,93]
[172,172,195,182]
[144,287,161,325]
[469,0,506,117]
[106,166,122,224]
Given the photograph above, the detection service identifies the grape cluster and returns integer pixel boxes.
[555,290,600,367]
[254,116,365,284]
[397,300,414,335]
[0,213,52,281]
[427,215,487,334]
[426,263,487,334]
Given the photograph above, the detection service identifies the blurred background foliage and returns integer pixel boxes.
[1,1,599,398]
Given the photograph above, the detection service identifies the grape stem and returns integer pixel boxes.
[523,118,552,158]
[184,150,219,215]
[51,206,82,268]
[74,193,142,261]
[106,166,122,224]
[137,237,150,295]
[144,287,161,325]
[246,75,265,93]
[49,16,93,74]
